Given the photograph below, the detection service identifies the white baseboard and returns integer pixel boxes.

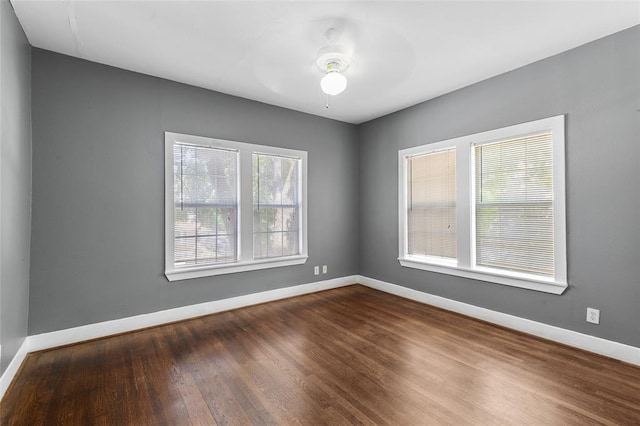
[0,275,356,402]
[3,273,637,403]
[28,276,357,352]
[357,275,640,366]
[0,339,29,401]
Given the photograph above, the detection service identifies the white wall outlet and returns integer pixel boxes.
[586,307,600,324]
[322,265,328,274]
[314,266,319,275]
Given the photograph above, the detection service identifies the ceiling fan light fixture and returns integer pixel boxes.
[321,68,347,96]
[317,52,350,96]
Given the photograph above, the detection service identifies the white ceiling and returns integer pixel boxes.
[11,1,640,124]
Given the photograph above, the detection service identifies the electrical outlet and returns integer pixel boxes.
[314,266,320,275]
[322,265,328,274]
[586,307,600,324]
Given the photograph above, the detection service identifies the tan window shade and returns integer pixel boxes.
[407,149,457,259]
[474,132,554,276]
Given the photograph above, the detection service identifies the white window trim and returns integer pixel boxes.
[398,115,567,295]
[165,132,308,281]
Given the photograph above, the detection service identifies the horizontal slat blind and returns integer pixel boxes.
[173,143,238,267]
[253,153,301,259]
[474,132,554,276]
[407,149,457,259]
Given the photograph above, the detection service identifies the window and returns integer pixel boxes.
[407,148,457,262]
[399,116,567,294]
[165,132,307,281]
[253,153,300,259]
[474,133,554,277]
[173,144,238,267]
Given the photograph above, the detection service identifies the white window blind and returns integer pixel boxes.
[407,149,457,259]
[173,143,238,267]
[474,132,554,276]
[253,153,301,259]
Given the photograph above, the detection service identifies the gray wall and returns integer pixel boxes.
[358,26,640,347]
[29,49,358,334]
[0,0,32,375]
[25,25,640,349]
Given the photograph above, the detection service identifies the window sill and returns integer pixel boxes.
[398,257,567,295]
[166,255,308,281]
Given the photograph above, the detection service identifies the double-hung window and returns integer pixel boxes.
[172,143,239,267]
[165,132,307,281]
[253,153,301,259]
[406,148,457,264]
[399,115,567,294]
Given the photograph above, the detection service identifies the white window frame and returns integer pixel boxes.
[165,132,308,281]
[398,115,567,294]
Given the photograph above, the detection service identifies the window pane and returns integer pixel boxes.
[282,208,298,231]
[173,144,238,266]
[251,233,265,259]
[407,149,457,259]
[196,236,217,264]
[253,207,280,233]
[474,132,554,276]
[175,207,196,238]
[253,153,301,259]
[175,237,196,266]
[267,232,282,257]
[283,231,300,256]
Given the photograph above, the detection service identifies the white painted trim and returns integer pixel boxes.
[0,339,29,401]
[357,275,640,366]
[28,276,356,352]
[3,273,636,404]
[1,276,355,402]
[398,257,567,295]
[166,255,308,281]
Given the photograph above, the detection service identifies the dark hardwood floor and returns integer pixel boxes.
[2,285,639,425]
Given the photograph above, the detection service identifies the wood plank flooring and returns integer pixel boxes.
[2,285,639,425]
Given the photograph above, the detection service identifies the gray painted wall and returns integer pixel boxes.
[29,49,358,334]
[25,26,640,349]
[0,0,32,375]
[358,26,640,347]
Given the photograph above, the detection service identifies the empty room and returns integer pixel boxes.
[1,0,639,424]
